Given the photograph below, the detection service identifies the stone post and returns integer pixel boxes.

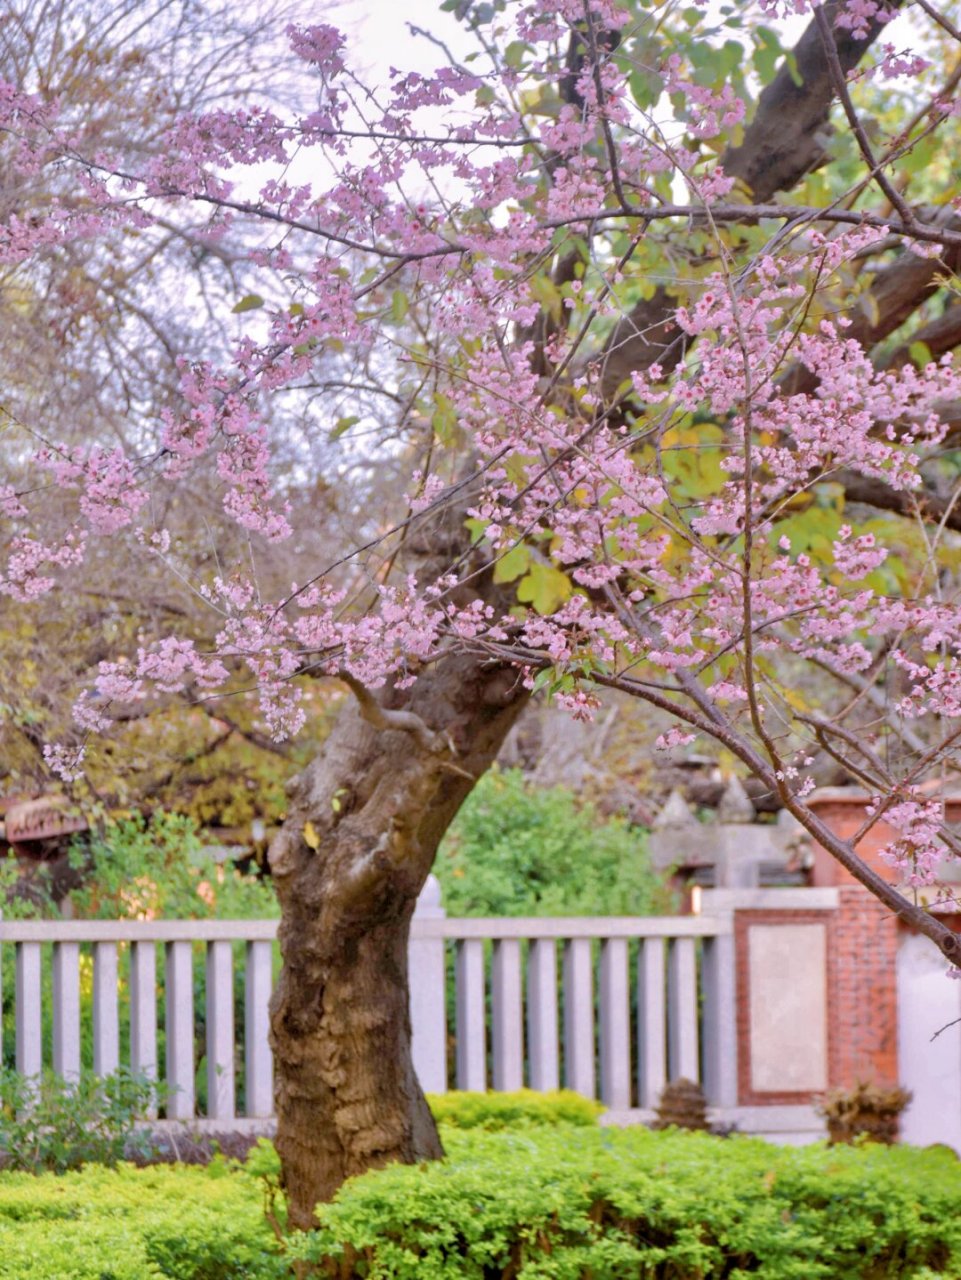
[409,874,448,1093]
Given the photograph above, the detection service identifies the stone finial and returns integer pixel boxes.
[718,776,755,824]
[413,873,445,917]
[653,788,697,829]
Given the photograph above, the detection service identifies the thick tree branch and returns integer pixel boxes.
[338,670,450,754]
[724,0,903,197]
[597,0,903,398]
[835,470,961,531]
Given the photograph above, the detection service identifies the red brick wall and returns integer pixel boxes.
[806,791,961,889]
[832,886,900,1087]
[799,790,937,1089]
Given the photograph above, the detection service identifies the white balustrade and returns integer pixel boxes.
[491,939,523,1091]
[52,941,80,1081]
[527,938,559,1091]
[599,938,631,1108]
[206,940,235,1121]
[455,938,486,1090]
[701,929,738,1107]
[92,941,120,1077]
[165,940,195,1120]
[130,941,158,1088]
[0,894,732,1122]
[15,941,42,1080]
[667,936,699,1082]
[563,937,595,1097]
[245,940,273,1117]
[637,937,667,1108]
[408,878,447,1093]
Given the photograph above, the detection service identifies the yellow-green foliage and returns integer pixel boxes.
[427,1088,603,1130]
[3,1127,961,1278]
[0,1160,283,1279]
[294,1128,961,1279]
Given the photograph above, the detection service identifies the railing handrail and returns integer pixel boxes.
[0,913,727,943]
[428,916,726,939]
[0,918,280,943]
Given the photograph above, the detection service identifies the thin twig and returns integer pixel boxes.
[814,5,916,227]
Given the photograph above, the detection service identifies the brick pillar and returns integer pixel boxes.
[805,788,943,1088]
[833,885,900,1086]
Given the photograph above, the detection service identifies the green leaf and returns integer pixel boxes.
[504,40,529,70]
[391,290,408,323]
[330,415,359,440]
[516,562,573,615]
[231,294,264,314]
[909,341,933,368]
[530,668,555,695]
[493,544,530,584]
[465,517,488,545]
[432,392,459,446]
[752,27,782,82]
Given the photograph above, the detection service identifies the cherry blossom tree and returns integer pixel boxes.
[6,0,961,1221]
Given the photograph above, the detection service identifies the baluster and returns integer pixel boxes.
[408,882,448,1094]
[563,937,595,1098]
[206,941,235,1121]
[599,937,631,1109]
[52,942,81,1081]
[637,937,666,1109]
[527,938,559,1091]
[455,939,486,1091]
[702,931,737,1107]
[15,942,42,1081]
[491,938,523,1091]
[165,941,195,1119]
[245,941,273,1118]
[92,941,119,1078]
[668,936,699,1082]
[130,941,158,1115]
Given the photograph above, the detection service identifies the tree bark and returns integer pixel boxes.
[267,647,526,1226]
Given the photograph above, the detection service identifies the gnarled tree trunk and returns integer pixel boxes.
[268,647,526,1226]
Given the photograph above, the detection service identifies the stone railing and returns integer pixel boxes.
[0,885,736,1126]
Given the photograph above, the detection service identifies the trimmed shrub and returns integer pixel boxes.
[427,1089,603,1130]
[291,1126,961,1279]
[0,1160,283,1279]
[3,1126,961,1277]
[652,1077,710,1132]
[819,1080,913,1146]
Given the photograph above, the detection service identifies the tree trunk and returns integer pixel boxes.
[267,648,526,1226]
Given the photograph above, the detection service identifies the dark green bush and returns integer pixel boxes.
[0,1067,160,1173]
[427,1088,603,1130]
[435,767,669,917]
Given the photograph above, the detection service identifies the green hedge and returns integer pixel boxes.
[2,1126,961,1278]
[0,1159,282,1279]
[427,1088,603,1130]
[294,1128,961,1279]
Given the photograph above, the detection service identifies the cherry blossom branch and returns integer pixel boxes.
[478,641,961,962]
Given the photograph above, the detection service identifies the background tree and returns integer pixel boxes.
[5,0,961,1226]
